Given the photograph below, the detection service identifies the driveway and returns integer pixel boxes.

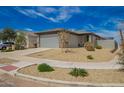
[0,48,51,57]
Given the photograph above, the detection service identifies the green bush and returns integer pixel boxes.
[96,45,102,49]
[87,55,94,60]
[37,63,54,72]
[69,68,88,77]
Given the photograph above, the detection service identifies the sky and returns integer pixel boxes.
[0,6,124,41]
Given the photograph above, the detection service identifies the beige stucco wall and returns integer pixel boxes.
[91,35,97,47]
[78,35,87,47]
[68,34,79,48]
[28,36,38,48]
[97,40,116,49]
[26,33,38,48]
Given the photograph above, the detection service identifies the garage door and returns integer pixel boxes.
[40,34,59,48]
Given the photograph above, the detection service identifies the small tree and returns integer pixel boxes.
[58,31,70,53]
[15,32,26,50]
[2,28,16,42]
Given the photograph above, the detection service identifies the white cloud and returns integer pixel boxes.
[55,6,81,22]
[15,7,37,18]
[81,23,121,42]
[96,29,120,42]
[37,7,57,13]
[101,18,124,29]
[84,24,95,30]
[15,6,82,23]
[15,7,58,22]
[96,30,118,37]
[88,24,95,29]
[25,28,33,31]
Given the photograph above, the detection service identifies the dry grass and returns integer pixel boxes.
[18,64,124,83]
[0,58,18,65]
[28,48,115,62]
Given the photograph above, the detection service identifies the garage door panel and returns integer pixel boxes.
[40,34,59,48]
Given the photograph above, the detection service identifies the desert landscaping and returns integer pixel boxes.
[28,48,116,62]
[18,64,124,84]
[0,6,124,88]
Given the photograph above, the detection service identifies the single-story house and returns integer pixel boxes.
[24,28,118,49]
[35,28,105,48]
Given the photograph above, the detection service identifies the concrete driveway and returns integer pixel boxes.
[0,48,51,58]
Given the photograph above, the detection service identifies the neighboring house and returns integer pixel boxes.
[25,32,38,48]
[35,28,105,48]
[16,31,38,48]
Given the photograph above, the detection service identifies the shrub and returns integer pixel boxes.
[69,68,88,77]
[96,45,102,49]
[87,55,94,60]
[37,63,54,72]
[84,42,95,51]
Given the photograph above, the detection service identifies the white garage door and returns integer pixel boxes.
[40,34,59,48]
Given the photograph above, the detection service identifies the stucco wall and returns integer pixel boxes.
[78,35,88,47]
[68,34,79,48]
[28,36,38,48]
[26,33,38,48]
[92,35,97,47]
[97,40,116,49]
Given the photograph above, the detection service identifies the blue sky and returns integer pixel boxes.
[0,6,124,41]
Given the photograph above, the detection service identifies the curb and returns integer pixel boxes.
[15,72,124,87]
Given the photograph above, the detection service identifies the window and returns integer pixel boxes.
[86,35,89,42]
